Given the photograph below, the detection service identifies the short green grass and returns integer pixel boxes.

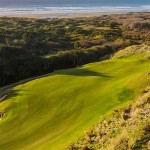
[0,52,149,150]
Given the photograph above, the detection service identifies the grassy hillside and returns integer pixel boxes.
[0,45,150,150]
[70,85,150,150]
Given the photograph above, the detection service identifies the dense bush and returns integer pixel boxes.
[131,22,150,29]
[0,44,118,85]
[0,13,149,86]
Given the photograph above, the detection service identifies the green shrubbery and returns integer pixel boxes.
[0,14,149,86]
[0,44,116,85]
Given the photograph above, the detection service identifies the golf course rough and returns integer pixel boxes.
[0,45,150,150]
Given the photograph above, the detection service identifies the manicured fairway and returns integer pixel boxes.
[0,52,149,150]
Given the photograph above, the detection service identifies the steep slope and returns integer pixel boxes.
[70,86,150,150]
[0,45,150,150]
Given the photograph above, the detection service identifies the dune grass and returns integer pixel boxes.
[0,52,149,150]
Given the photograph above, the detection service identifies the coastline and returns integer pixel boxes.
[0,12,128,18]
[0,4,149,19]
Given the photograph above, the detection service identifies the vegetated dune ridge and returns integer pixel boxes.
[0,45,150,150]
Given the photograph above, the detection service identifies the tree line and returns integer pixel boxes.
[0,43,128,86]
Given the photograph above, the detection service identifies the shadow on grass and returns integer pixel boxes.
[56,68,110,77]
[0,89,28,103]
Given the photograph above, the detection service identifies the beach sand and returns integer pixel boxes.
[0,12,126,18]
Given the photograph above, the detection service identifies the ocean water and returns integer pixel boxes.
[0,0,150,15]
